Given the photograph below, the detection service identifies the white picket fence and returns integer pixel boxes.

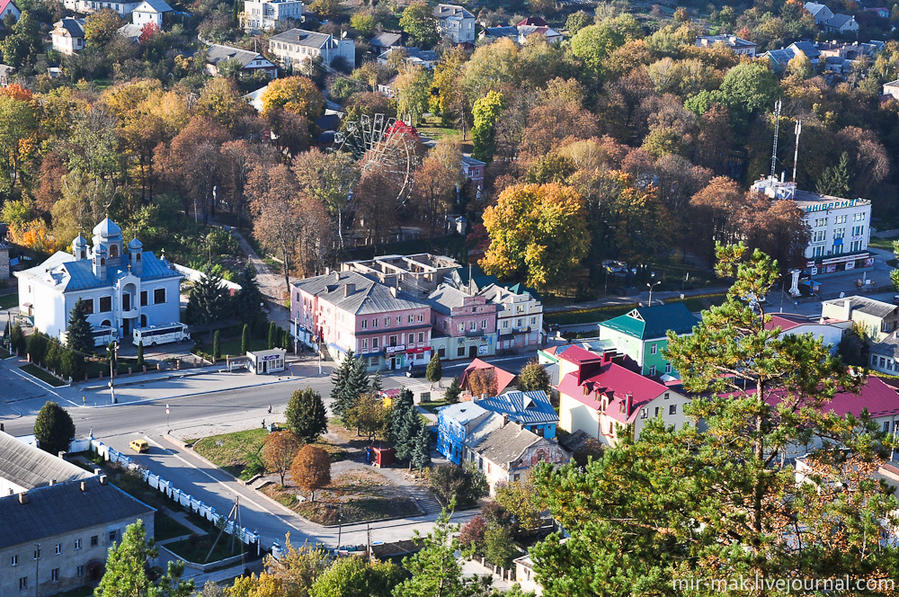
[90,439,260,546]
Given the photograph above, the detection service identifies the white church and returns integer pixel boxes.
[15,218,183,343]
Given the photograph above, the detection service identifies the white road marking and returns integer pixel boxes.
[9,367,77,406]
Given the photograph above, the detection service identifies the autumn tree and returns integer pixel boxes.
[471,91,504,162]
[399,1,438,48]
[197,77,254,131]
[568,14,642,77]
[411,139,459,236]
[353,168,399,245]
[689,176,747,265]
[345,392,389,441]
[290,445,331,502]
[481,183,590,290]
[292,149,359,249]
[84,9,124,45]
[310,555,403,597]
[285,387,328,444]
[0,94,36,194]
[261,76,326,122]
[430,45,468,132]
[263,430,302,486]
[395,64,431,126]
[467,368,497,398]
[517,361,550,394]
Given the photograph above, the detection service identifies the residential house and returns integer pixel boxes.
[695,33,756,56]
[0,64,14,86]
[516,16,547,26]
[0,431,154,597]
[516,24,563,44]
[805,2,834,24]
[557,351,692,447]
[342,253,460,298]
[598,302,699,378]
[377,46,438,69]
[514,554,543,596]
[882,78,899,100]
[821,296,899,340]
[764,313,851,353]
[268,28,355,71]
[428,283,498,360]
[51,18,85,55]
[752,176,872,275]
[291,270,432,371]
[480,25,518,42]
[822,13,859,34]
[436,401,497,464]
[240,0,303,32]
[475,390,558,439]
[205,43,278,78]
[459,358,516,396]
[462,415,568,495]
[433,4,475,44]
[369,31,402,55]
[64,0,141,18]
[763,41,820,73]
[478,282,542,350]
[460,155,485,189]
[15,218,183,343]
[131,0,172,29]
[870,334,899,375]
[0,0,20,23]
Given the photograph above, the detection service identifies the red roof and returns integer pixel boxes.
[0,0,17,14]
[517,16,547,26]
[558,363,670,424]
[765,314,806,333]
[460,358,516,395]
[765,376,899,419]
[557,345,604,365]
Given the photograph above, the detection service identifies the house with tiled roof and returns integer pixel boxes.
[475,390,558,439]
[821,296,899,341]
[557,350,691,446]
[291,270,432,371]
[598,302,698,378]
[205,43,278,78]
[15,218,183,343]
[764,312,850,353]
[433,3,474,43]
[0,0,20,23]
[460,358,516,396]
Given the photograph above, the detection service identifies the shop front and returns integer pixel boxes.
[805,252,873,277]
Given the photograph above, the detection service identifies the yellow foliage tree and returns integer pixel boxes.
[260,76,325,121]
[480,183,590,290]
[227,572,284,597]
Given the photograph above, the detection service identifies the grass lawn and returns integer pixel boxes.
[196,335,269,358]
[0,292,17,309]
[109,469,214,532]
[155,512,193,541]
[193,428,269,479]
[84,357,141,378]
[418,400,449,414]
[165,533,247,563]
[869,236,898,250]
[20,363,65,386]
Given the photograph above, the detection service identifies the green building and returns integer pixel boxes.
[597,303,699,378]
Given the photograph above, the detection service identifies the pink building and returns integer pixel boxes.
[428,283,498,360]
[291,271,432,371]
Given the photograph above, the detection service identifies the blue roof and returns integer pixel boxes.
[474,390,558,426]
[56,251,181,291]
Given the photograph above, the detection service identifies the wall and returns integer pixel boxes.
[630,390,691,441]
[558,392,599,439]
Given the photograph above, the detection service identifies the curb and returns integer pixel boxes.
[87,376,301,408]
[82,368,225,391]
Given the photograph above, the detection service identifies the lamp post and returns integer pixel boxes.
[293,313,298,356]
[108,341,118,404]
[646,280,662,307]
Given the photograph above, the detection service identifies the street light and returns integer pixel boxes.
[646,280,662,307]
[108,341,119,404]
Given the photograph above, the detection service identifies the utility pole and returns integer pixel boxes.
[792,119,802,182]
[33,543,39,597]
[646,280,661,307]
[770,99,782,178]
[108,341,118,404]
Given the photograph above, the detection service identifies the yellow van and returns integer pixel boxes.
[129,439,149,453]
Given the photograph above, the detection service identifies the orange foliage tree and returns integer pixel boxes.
[290,445,331,502]
[263,430,302,486]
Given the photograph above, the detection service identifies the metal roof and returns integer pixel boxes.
[206,43,266,68]
[17,249,182,292]
[293,270,428,315]
[0,477,154,549]
[475,390,558,426]
[823,296,898,320]
[599,302,698,340]
[270,28,332,48]
[0,431,92,490]
[467,416,544,466]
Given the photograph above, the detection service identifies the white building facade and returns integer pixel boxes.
[15,218,183,343]
[268,28,355,71]
[241,0,303,31]
[64,0,141,17]
[752,176,872,275]
[51,18,85,55]
[433,4,474,44]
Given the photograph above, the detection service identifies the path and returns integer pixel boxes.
[226,227,292,330]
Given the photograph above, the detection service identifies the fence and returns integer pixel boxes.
[90,439,260,547]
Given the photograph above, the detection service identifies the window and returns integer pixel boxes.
[361,319,367,329]
[481,319,487,329]
[458,323,464,333]
[99,296,112,312]
[408,315,414,323]
[109,530,117,543]
[469,321,476,331]
[833,227,845,239]
[55,543,62,555]
[654,407,659,417]
[664,392,669,400]
[640,408,647,419]
[814,217,827,227]
[418,333,424,343]
[650,343,657,355]
[372,338,379,349]
[90,535,98,547]
[396,316,401,324]
[516,319,522,327]
[372,318,378,328]
[813,245,824,257]
[154,288,166,304]
[11,555,17,566]
[854,212,866,222]
[884,421,891,433]
[417,314,423,322]
[389,335,397,346]
[77,565,84,578]
[74,538,81,551]
[531,317,536,325]
[82,299,94,314]
[834,215,847,225]
[503,320,509,328]
[649,365,656,376]
[669,404,677,415]
[384,318,389,326]
[140,291,148,306]
[19,577,27,591]
[665,363,672,374]
[362,338,368,349]
[408,334,414,344]
[33,547,40,559]
[812,230,825,243]
[51,568,59,582]
[457,346,465,357]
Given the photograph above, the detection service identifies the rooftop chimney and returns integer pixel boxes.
[58,451,66,459]
[18,492,28,504]
[389,287,397,297]
[49,479,56,486]
[80,481,87,492]
[94,468,103,476]
[625,393,633,416]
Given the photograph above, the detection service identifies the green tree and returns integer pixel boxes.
[409,425,431,470]
[816,152,851,198]
[136,341,144,369]
[310,555,403,597]
[345,392,389,441]
[285,387,328,444]
[425,352,442,383]
[399,1,439,48]
[428,464,487,508]
[241,324,249,355]
[83,9,124,46]
[10,323,25,354]
[65,298,94,355]
[0,11,40,67]
[232,266,265,326]
[480,184,590,290]
[517,361,550,394]
[95,519,193,597]
[33,401,76,456]
[27,331,48,365]
[392,505,492,597]
[568,15,642,76]
[395,64,432,126]
[62,349,86,382]
[483,524,518,569]
[471,91,504,162]
[565,10,591,34]
[0,94,36,194]
[444,378,462,404]
[212,330,221,361]
[495,479,543,532]
[719,61,780,114]
[392,400,423,462]
[268,322,276,350]
[186,271,230,324]
[532,244,897,595]
[332,353,370,421]
[838,323,871,367]
[330,350,356,419]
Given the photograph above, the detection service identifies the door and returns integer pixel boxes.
[468,345,477,358]
[122,319,130,338]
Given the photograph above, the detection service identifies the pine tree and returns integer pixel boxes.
[394,405,423,462]
[285,387,328,444]
[186,271,230,324]
[136,341,144,369]
[444,378,462,403]
[212,330,220,361]
[409,424,431,470]
[425,352,442,383]
[816,151,851,197]
[389,389,415,444]
[329,351,357,419]
[65,298,93,355]
[240,323,249,354]
[33,401,75,456]
[63,349,85,381]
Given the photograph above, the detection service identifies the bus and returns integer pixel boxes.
[132,323,191,346]
[61,326,118,348]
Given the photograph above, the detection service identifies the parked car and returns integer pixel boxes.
[129,439,149,453]
[405,366,426,378]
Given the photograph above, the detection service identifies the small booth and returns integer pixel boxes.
[365,446,396,468]
[247,348,286,375]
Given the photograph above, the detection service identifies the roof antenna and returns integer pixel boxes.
[769,99,782,178]
[792,119,802,183]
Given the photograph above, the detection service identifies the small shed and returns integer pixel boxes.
[367,446,395,468]
[247,348,286,374]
